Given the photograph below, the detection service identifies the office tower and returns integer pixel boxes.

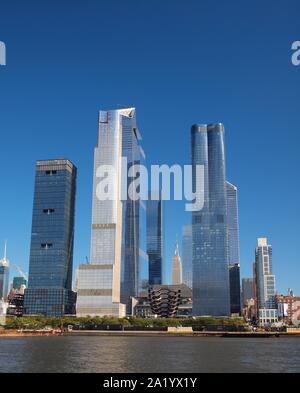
[226,182,240,265]
[76,108,145,317]
[24,160,77,316]
[147,193,164,285]
[172,240,183,285]
[182,224,192,289]
[191,123,230,316]
[254,238,277,324]
[229,263,241,315]
[0,243,9,300]
[13,277,27,291]
[242,278,254,306]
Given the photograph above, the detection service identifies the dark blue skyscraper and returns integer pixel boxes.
[24,159,77,316]
[191,123,230,316]
[147,193,164,285]
[226,181,241,314]
[226,182,240,266]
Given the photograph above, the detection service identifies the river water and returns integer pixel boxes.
[0,336,299,373]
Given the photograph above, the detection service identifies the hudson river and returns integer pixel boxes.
[0,336,299,373]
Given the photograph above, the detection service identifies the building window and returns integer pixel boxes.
[41,243,53,249]
[217,214,224,223]
[43,208,55,214]
[45,170,57,175]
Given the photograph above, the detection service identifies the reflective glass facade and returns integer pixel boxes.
[76,108,144,317]
[191,123,230,316]
[24,159,77,316]
[147,194,164,285]
[0,263,9,300]
[226,182,240,265]
[229,263,241,315]
[120,113,146,313]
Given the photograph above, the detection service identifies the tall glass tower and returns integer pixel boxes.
[24,159,77,316]
[76,108,145,317]
[191,123,230,316]
[147,193,164,285]
[226,182,240,265]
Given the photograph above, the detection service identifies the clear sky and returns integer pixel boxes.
[0,0,299,294]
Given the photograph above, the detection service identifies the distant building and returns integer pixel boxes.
[0,243,9,300]
[242,278,254,307]
[276,289,300,326]
[254,238,277,325]
[191,123,230,316]
[0,299,8,325]
[229,263,241,315]
[24,159,77,316]
[13,277,27,291]
[7,292,24,317]
[243,298,257,322]
[147,192,164,285]
[182,225,192,289]
[172,240,183,285]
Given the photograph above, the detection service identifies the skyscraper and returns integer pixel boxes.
[24,159,77,316]
[182,224,192,289]
[76,108,145,317]
[254,238,277,323]
[229,263,241,315]
[0,243,9,300]
[226,182,240,265]
[172,240,183,285]
[147,193,164,286]
[191,123,230,316]
[242,277,254,306]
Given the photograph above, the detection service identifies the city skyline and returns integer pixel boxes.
[1,0,299,294]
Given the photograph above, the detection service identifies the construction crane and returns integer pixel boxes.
[12,265,28,281]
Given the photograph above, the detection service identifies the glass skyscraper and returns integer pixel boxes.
[0,261,9,300]
[24,159,77,316]
[76,108,145,317]
[182,224,192,289]
[229,263,241,315]
[226,181,241,314]
[147,193,164,285]
[226,182,240,265]
[191,123,230,316]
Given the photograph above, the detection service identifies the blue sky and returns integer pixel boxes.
[0,0,299,293]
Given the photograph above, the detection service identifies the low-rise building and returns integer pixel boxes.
[276,289,300,325]
[133,284,192,318]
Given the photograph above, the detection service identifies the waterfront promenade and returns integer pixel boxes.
[1,329,300,338]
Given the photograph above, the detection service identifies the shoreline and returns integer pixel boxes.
[1,330,300,338]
